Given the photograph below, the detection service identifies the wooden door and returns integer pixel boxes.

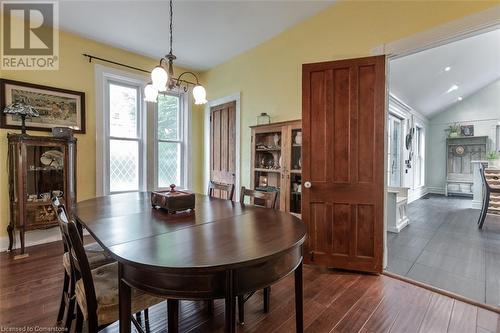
[302,55,385,273]
[210,101,236,199]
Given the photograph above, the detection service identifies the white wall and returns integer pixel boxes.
[427,79,500,193]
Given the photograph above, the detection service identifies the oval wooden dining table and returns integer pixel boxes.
[73,192,306,333]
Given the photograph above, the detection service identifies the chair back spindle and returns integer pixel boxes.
[56,206,99,327]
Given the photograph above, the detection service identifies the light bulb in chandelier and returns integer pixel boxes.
[193,85,207,105]
[144,83,159,102]
[151,66,168,92]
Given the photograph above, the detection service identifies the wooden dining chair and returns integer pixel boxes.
[240,186,278,209]
[479,166,500,229]
[237,186,277,324]
[208,181,235,201]
[52,197,114,331]
[58,206,163,333]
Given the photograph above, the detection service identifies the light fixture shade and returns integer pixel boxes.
[144,84,159,102]
[151,66,168,92]
[193,85,207,105]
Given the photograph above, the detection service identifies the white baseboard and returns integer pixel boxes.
[408,187,429,204]
[427,186,446,195]
[387,217,410,233]
[0,227,89,252]
[471,200,483,210]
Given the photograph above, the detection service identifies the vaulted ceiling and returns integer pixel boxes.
[58,0,334,71]
[389,28,500,118]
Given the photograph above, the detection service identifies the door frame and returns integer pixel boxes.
[204,93,241,201]
[372,5,500,268]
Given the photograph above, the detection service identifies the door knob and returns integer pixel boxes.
[304,181,312,189]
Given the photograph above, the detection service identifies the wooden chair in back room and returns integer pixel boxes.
[207,181,235,201]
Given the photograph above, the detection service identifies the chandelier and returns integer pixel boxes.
[144,0,207,104]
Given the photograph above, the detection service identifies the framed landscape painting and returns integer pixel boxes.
[0,79,86,133]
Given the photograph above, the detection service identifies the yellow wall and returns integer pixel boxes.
[0,27,205,237]
[202,0,498,190]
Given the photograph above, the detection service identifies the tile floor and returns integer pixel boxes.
[385,194,500,307]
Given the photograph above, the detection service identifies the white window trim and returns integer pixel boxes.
[95,64,191,195]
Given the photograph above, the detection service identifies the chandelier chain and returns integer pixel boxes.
[169,0,173,55]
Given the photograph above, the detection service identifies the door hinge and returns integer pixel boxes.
[309,251,315,262]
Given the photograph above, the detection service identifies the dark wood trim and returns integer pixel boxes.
[0,78,86,134]
[383,271,500,314]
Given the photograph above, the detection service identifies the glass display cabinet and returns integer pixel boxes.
[250,120,302,217]
[7,134,76,256]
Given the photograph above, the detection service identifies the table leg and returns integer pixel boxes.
[119,263,131,333]
[167,299,179,333]
[225,270,236,333]
[294,260,303,333]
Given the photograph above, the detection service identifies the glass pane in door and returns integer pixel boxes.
[25,144,65,226]
[290,128,302,215]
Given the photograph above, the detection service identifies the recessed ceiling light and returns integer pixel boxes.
[446,84,459,93]
[458,96,463,101]
[444,66,451,72]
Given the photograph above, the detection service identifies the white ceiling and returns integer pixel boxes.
[389,28,500,118]
[57,0,334,71]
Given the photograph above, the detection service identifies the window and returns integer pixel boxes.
[106,81,143,193]
[414,126,425,187]
[387,114,403,187]
[156,93,186,188]
[96,66,190,195]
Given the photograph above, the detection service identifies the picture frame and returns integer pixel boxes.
[0,79,85,133]
[461,125,474,137]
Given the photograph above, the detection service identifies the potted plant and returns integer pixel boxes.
[487,151,499,168]
[447,123,461,138]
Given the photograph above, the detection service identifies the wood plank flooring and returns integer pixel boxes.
[1,239,499,332]
[386,194,500,307]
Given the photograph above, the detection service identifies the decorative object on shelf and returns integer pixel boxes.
[39,192,51,201]
[52,190,63,197]
[294,131,302,145]
[151,184,195,214]
[144,0,207,104]
[259,175,268,187]
[0,79,85,133]
[7,134,77,256]
[461,125,474,137]
[257,113,271,125]
[40,150,64,168]
[447,123,461,138]
[52,126,74,138]
[2,102,39,134]
[454,145,465,156]
[273,133,280,147]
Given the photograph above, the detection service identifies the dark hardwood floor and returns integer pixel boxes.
[1,238,499,332]
[386,194,500,307]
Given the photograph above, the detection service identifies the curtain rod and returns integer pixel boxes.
[83,53,150,74]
